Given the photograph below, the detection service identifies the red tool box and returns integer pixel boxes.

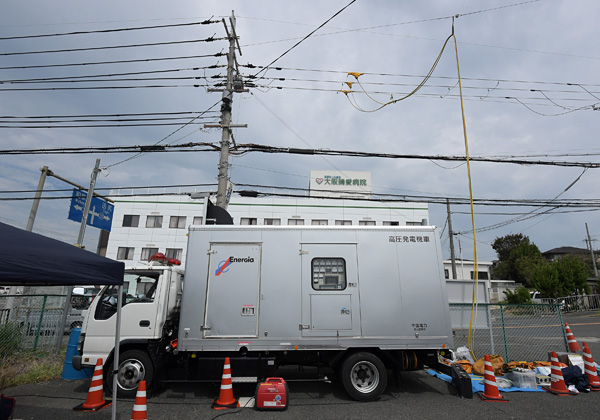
[255,377,289,410]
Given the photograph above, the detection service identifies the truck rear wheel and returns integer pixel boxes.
[106,349,154,398]
[340,352,387,401]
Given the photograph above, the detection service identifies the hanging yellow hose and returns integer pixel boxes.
[451,27,479,361]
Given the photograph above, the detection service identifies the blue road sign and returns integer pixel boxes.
[67,189,114,232]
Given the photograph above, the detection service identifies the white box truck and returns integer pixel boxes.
[73,225,453,401]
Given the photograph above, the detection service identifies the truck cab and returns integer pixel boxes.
[73,255,183,396]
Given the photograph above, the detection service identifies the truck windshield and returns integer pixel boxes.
[94,272,160,320]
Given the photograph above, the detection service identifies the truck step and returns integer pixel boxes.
[232,376,258,383]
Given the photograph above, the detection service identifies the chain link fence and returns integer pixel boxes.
[450,303,568,362]
[0,294,88,356]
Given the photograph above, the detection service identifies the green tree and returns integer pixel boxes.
[502,286,532,304]
[531,263,560,298]
[492,234,529,262]
[492,235,544,285]
[555,255,590,295]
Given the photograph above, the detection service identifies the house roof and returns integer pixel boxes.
[542,246,590,256]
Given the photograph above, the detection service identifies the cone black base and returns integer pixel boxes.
[73,400,112,411]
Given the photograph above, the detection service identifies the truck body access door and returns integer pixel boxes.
[202,243,261,338]
[300,243,361,337]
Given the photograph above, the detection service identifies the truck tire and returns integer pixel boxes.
[340,352,387,401]
[106,350,154,398]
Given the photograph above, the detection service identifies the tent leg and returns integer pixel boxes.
[111,285,123,420]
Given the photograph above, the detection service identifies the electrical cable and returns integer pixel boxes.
[0,20,219,41]
[253,0,356,77]
[105,99,222,168]
[0,54,225,70]
[0,37,227,56]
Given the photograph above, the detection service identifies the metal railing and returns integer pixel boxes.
[449,303,568,362]
[539,294,600,313]
[0,294,88,355]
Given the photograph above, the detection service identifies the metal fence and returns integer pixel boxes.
[450,303,568,362]
[0,294,87,355]
[540,293,600,313]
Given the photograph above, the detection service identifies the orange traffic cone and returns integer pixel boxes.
[478,354,508,402]
[131,380,148,420]
[564,323,581,352]
[73,358,112,411]
[582,345,600,391]
[545,351,575,395]
[211,357,240,409]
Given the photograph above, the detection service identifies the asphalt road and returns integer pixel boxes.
[3,311,599,420]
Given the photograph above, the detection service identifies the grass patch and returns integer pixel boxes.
[0,350,65,390]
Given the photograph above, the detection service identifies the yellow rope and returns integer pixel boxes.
[452,32,478,361]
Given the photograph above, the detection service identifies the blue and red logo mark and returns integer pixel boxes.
[215,258,232,276]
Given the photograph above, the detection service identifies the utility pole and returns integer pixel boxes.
[585,223,598,277]
[56,159,102,351]
[76,159,102,247]
[447,199,457,279]
[214,11,247,209]
[26,166,49,232]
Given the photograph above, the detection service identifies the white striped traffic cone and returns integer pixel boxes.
[73,358,112,411]
[211,357,239,409]
[478,354,508,402]
[545,351,575,395]
[582,345,600,391]
[131,380,148,420]
[564,323,581,352]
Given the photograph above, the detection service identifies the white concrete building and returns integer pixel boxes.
[104,194,429,265]
[443,259,516,303]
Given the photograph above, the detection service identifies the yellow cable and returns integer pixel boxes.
[452,32,479,362]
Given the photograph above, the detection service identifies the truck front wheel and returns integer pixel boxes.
[106,349,154,398]
[340,352,387,401]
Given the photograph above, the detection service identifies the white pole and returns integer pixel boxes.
[111,285,123,420]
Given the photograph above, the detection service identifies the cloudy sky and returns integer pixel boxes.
[1,0,599,262]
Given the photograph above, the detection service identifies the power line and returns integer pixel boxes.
[0,36,226,56]
[0,54,224,71]
[254,0,357,77]
[0,20,219,41]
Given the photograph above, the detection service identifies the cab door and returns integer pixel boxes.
[300,244,361,337]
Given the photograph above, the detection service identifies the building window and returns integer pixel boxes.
[406,221,421,226]
[359,220,376,226]
[444,269,450,279]
[470,271,489,280]
[383,221,400,226]
[264,218,281,225]
[193,216,203,225]
[146,215,163,228]
[165,248,183,260]
[122,215,140,227]
[312,219,328,225]
[311,258,346,290]
[140,247,159,261]
[335,220,352,226]
[288,219,304,225]
[117,247,134,260]
[169,216,186,229]
[240,218,257,225]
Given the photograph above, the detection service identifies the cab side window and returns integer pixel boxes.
[94,273,158,320]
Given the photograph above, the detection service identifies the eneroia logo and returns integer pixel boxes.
[215,256,255,276]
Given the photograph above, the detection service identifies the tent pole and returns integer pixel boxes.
[111,285,123,420]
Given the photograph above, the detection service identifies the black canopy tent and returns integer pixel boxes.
[0,221,123,286]
[0,221,124,419]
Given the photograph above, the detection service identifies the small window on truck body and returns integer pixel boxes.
[94,272,160,320]
[311,258,346,290]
